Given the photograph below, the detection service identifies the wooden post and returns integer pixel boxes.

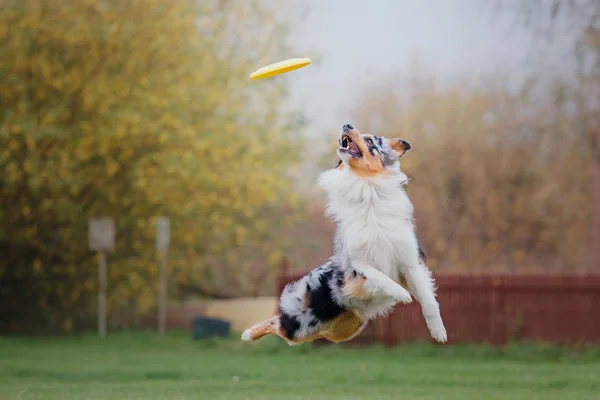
[279,257,289,283]
[89,217,115,339]
[596,109,600,271]
[158,248,168,335]
[156,216,170,335]
[98,251,107,338]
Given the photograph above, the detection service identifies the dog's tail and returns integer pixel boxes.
[241,316,280,342]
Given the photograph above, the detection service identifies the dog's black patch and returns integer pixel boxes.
[336,270,345,289]
[308,269,344,322]
[279,312,301,340]
[365,138,377,156]
[418,245,427,263]
[335,159,342,168]
[376,136,383,148]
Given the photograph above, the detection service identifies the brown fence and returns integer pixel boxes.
[277,264,600,346]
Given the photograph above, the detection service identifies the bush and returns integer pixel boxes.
[0,0,304,333]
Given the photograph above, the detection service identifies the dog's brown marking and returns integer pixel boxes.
[322,311,365,343]
[342,272,368,299]
[302,290,310,312]
[389,138,410,157]
[287,331,324,345]
[244,311,367,345]
[344,128,389,177]
[289,311,365,344]
[247,316,279,341]
[398,275,408,290]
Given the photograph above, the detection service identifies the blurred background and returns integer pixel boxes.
[1,1,600,398]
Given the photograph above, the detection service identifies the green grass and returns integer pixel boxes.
[1,332,600,400]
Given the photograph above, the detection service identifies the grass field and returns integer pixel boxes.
[1,332,600,400]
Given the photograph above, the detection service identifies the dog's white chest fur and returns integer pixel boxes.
[318,165,420,280]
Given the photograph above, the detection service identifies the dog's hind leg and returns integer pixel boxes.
[241,316,282,342]
[404,264,447,343]
[242,315,327,346]
[323,313,367,343]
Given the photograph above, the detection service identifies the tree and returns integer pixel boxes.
[0,0,304,333]
[493,0,600,269]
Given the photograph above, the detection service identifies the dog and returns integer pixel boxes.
[241,124,447,345]
[241,257,412,345]
[317,124,447,343]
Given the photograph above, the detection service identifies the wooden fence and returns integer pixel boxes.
[277,263,600,346]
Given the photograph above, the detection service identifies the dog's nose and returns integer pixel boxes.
[342,124,354,132]
[400,140,411,151]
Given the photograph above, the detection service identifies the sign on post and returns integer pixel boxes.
[89,217,115,252]
[156,216,170,334]
[156,216,170,251]
[88,217,115,339]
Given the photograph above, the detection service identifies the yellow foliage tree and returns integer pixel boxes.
[0,0,304,332]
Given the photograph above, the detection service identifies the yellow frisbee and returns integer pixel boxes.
[249,57,311,80]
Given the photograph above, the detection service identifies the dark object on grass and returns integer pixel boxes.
[191,317,231,340]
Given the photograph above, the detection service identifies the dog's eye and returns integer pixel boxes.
[366,138,374,146]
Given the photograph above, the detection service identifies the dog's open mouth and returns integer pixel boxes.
[339,134,362,158]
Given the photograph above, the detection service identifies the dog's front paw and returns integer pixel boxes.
[427,319,447,343]
[390,285,413,304]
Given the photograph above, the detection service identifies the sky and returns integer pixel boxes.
[284,0,571,139]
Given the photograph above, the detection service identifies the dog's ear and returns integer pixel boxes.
[390,139,411,158]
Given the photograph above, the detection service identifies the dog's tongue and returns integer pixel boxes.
[349,142,359,154]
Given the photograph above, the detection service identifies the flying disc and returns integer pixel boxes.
[249,58,311,80]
